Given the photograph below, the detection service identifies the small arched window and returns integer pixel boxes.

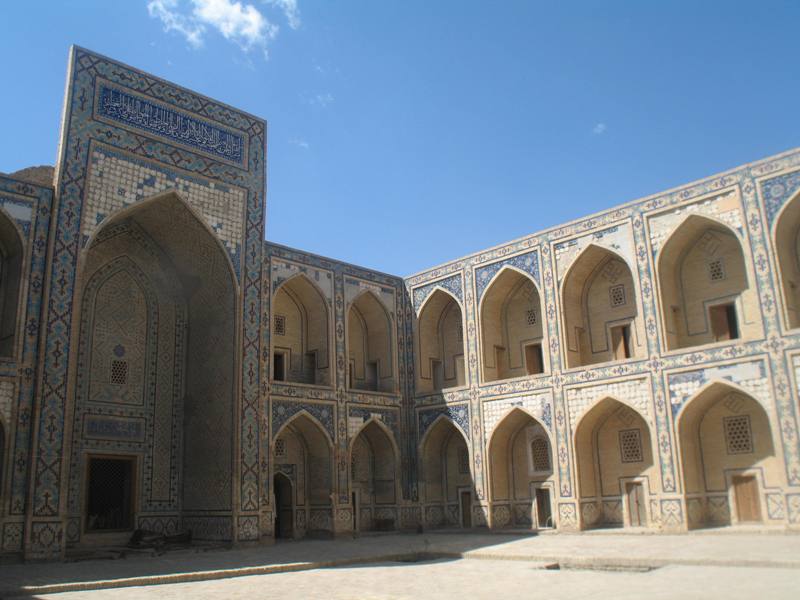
[531,436,551,472]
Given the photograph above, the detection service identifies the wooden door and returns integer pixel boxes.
[460,491,472,528]
[625,482,646,527]
[732,475,762,522]
[525,344,544,375]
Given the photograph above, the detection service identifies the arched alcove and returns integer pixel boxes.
[0,210,24,358]
[419,417,472,528]
[273,412,334,537]
[488,409,554,530]
[480,269,546,382]
[574,398,656,529]
[416,290,466,393]
[561,245,643,368]
[678,382,779,528]
[774,193,800,329]
[658,215,756,350]
[350,420,398,531]
[347,291,395,392]
[272,275,331,386]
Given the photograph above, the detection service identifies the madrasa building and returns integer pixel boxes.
[0,47,799,560]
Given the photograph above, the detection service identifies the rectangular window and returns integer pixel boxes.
[609,284,626,308]
[610,325,632,360]
[525,308,537,326]
[274,438,287,459]
[273,352,286,381]
[458,447,470,475]
[724,415,753,454]
[525,343,544,375]
[273,314,286,336]
[110,359,128,385]
[619,428,643,463]
[708,258,726,282]
[709,303,739,341]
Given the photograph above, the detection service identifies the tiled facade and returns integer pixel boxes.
[0,47,799,559]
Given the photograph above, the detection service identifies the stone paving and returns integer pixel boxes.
[2,530,799,597]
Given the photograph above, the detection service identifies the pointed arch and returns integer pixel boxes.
[560,243,643,368]
[0,206,25,358]
[773,189,800,329]
[656,213,756,350]
[346,290,395,392]
[271,272,332,386]
[677,380,779,528]
[274,409,335,451]
[480,266,546,382]
[418,413,470,452]
[416,288,466,393]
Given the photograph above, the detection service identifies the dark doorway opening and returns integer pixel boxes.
[710,303,739,341]
[535,487,554,528]
[274,473,294,539]
[86,456,134,531]
[460,491,472,528]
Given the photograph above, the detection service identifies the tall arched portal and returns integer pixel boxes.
[561,245,643,368]
[347,291,395,392]
[350,420,398,531]
[480,268,546,382]
[67,192,238,542]
[488,409,554,530]
[416,290,466,393]
[273,413,334,537]
[774,192,800,329]
[419,417,472,528]
[574,398,656,529]
[678,383,779,528]
[0,209,23,358]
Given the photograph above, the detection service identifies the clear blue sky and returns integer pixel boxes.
[1,1,798,275]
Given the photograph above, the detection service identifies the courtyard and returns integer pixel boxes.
[2,531,799,599]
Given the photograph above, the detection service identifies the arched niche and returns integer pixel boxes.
[350,420,398,531]
[0,209,24,358]
[347,291,395,392]
[574,398,656,529]
[416,289,466,393]
[69,191,238,541]
[488,408,554,530]
[419,416,472,528]
[480,268,546,382]
[677,382,779,528]
[273,412,334,538]
[561,245,643,368]
[657,215,756,350]
[271,274,331,386]
[774,192,800,329]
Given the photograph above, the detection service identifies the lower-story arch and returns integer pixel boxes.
[575,397,657,529]
[678,382,781,528]
[419,416,473,528]
[488,408,555,530]
[273,412,334,538]
[350,420,399,532]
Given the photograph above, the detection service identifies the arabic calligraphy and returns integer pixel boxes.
[97,84,245,165]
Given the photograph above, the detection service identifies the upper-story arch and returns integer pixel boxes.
[271,273,332,386]
[561,244,644,368]
[416,289,466,393]
[0,208,24,358]
[480,267,546,382]
[657,214,758,351]
[774,190,800,329]
[346,290,395,392]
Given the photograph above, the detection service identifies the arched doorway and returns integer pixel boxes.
[416,290,466,393]
[67,191,238,542]
[273,412,334,538]
[273,472,294,539]
[350,420,399,531]
[0,209,23,358]
[488,409,554,530]
[561,245,643,368]
[271,274,331,385]
[774,192,800,329]
[657,215,756,350]
[346,291,395,392]
[480,268,546,382]
[574,398,656,529]
[678,382,779,528]
[419,416,472,528]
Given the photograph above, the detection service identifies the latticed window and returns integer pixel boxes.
[531,437,551,472]
[708,258,726,282]
[526,308,537,326]
[274,438,286,459]
[609,284,626,308]
[724,415,753,454]
[457,323,464,342]
[274,314,286,336]
[458,447,470,475]
[110,359,128,385]
[619,429,643,463]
